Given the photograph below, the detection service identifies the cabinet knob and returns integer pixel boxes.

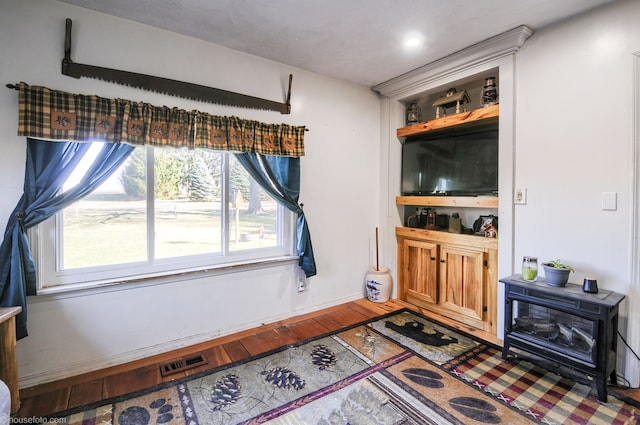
[440,259,445,263]
[430,257,436,261]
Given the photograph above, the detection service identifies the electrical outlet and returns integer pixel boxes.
[297,278,306,292]
[515,188,527,205]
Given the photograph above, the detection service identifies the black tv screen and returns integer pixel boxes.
[401,127,498,196]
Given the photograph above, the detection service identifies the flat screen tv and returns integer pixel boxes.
[401,125,498,196]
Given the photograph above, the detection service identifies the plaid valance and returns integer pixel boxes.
[16,82,306,157]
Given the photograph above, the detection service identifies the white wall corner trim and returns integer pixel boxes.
[371,25,533,99]
[626,50,640,388]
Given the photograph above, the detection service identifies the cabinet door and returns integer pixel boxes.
[439,245,485,321]
[400,238,438,305]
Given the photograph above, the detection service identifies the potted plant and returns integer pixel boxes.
[542,259,574,287]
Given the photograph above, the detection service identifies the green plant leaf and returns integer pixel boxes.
[542,259,574,272]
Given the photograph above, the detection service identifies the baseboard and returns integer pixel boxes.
[19,293,364,389]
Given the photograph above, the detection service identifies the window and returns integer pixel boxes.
[33,143,295,292]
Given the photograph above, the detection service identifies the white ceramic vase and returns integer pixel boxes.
[365,267,393,302]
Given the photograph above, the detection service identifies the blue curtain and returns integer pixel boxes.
[0,138,135,339]
[234,153,316,277]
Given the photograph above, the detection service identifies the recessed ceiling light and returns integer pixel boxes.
[403,32,424,48]
[405,37,422,47]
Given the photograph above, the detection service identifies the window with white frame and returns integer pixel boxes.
[33,143,295,292]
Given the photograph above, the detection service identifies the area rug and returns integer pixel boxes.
[52,309,639,424]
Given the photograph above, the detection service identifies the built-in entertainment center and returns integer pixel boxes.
[395,104,500,333]
[373,25,532,336]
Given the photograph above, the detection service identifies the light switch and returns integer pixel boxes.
[602,192,617,211]
[515,188,527,205]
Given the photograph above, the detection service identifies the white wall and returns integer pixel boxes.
[379,0,640,386]
[0,0,381,387]
[514,0,640,385]
[3,0,639,389]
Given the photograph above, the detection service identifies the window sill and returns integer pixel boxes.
[30,255,299,303]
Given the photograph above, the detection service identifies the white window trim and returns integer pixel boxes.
[30,209,297,298]
[29,147,298,297]
[29,254,299,302]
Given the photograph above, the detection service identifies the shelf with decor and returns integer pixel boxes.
[396,195,498,208]
[396,103,499,211]
[397,104,499,139]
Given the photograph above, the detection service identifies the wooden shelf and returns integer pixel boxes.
[396,195,498,208]
[397,104,499,139]
[396,226,498,250]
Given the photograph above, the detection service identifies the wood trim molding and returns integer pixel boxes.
[627,51,640,388]
[372,25,533,98]
[396,195,498,209]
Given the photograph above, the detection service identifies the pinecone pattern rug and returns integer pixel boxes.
[53,309,639,425]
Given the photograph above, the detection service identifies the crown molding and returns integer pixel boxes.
[372,25,533,99]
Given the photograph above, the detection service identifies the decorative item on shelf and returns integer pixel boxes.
[406,208,420,228]
[420,208,429,227]
[521,256,538,281]
[583,277,599,294]
[541,259,574,287]
[365,227,393,303]
[436,213,449,229]
[425,210,438,230]
[433,87,470,118]
[448,212,462,234]
[481,76,498,107]
[473,214,498,238]
[405,102,422,125]
[405,207,432,228]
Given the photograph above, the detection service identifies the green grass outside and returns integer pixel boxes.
[62,198,278,269]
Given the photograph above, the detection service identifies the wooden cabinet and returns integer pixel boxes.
[0,307,21,413]
[400,238,438,305]
[397,227,498,333]
[439,244,485,322]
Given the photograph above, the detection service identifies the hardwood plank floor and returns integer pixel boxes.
[16,298,638,419]
[15,299,409,418]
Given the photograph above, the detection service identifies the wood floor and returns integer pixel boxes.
[14,299,413,418]
[14,298,638,418]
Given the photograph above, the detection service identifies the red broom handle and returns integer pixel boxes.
[375,227,379,271]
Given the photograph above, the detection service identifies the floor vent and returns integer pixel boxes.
[160,353,208,377]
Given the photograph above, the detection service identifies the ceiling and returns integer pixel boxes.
[56,0,615,87]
